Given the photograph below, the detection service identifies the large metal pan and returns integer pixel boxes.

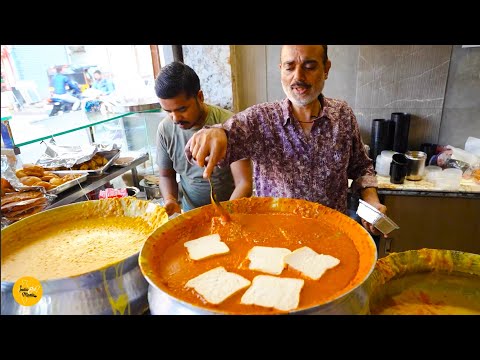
[363,248,480,315]
[140,197,378,315]
[1,197,168,315]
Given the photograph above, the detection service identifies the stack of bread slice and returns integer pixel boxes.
[182,233,341,312]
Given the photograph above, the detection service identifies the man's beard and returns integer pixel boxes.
[282,80,322,107]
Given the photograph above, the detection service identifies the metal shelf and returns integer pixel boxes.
[47,154,149,209]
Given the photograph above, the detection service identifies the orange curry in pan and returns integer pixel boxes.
[141,198,376,314]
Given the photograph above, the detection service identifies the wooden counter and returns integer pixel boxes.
[373,176,480,258]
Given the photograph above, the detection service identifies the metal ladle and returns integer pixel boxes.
[208,177,231,222]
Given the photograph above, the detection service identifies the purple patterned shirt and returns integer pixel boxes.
[221,95,377,214]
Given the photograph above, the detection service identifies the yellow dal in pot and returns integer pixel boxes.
[1,198,168,282]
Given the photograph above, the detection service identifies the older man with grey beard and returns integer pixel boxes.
[186,45,387,237]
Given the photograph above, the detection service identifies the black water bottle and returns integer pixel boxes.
[391,112,410,153]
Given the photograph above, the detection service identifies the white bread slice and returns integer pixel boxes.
[184,233,230,260]
[284,246,340,280]
[185,266,251,305]
[240,275,304,311]
[247,246,292,275]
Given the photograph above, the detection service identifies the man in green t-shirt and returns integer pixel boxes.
[155,61,252,215]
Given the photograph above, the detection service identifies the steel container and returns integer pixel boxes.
[139,179,162,200]
[139,197,378,315]
[405,151,427,181]
[1,198,168,315]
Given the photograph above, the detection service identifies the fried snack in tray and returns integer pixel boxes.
[22,163,45,177]
[1,177,15,197]
[1,178,54,225]
[15,164,83,191]
[51,154,109,171]
[70,154,108,170]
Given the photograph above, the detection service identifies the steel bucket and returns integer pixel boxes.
[1,197,168,315]
[139,197,378,315]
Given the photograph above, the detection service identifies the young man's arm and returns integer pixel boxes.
[66,78,80,93]
[158,168,181,216]
[229,159,253,200]
[156,122,180,216]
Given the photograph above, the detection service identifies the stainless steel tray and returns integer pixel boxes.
[112,151,148,168]
[47,171,89,195]
[85,150,121,175]
[50,150,121,175]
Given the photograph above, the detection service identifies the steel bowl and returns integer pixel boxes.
[139,197,378,315]
[1,197,168,315]
[139,179,162,200]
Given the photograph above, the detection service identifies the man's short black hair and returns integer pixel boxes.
[155,61,200,99]
[322,45,328,64]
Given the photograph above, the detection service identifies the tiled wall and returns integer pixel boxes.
[183,45,234,111]
[353,45,451,149]
[439,45,480,147]
[236,45,480,150]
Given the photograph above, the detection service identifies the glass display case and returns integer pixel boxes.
[1,105,164,207]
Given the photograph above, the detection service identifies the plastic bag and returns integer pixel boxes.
[430,145,480,178]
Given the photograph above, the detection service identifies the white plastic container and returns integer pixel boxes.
[431,169,462,191]
[375,151,399,176]
[375,155,391,176]
[381,150,398,161]
[424,166,442,183]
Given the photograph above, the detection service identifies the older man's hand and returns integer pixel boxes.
[361,201,388,238]
[185,128,228,178]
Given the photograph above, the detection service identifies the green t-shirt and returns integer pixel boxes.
[156,104,234,211]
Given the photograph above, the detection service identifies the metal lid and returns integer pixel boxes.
[114,103,161,113]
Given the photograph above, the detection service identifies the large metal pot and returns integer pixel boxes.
[1,197,168,315]
[363,249,480,315]
[139,197,378,315]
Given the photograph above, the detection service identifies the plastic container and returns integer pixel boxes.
[430,169,462,191]
[375,155,390,176]
[424,165,442,183]
[375,151,399,176]
[381,150,398,161]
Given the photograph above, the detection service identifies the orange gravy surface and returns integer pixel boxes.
[146,213,361,314]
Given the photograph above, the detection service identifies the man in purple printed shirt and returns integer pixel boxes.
[186,45,387,236]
